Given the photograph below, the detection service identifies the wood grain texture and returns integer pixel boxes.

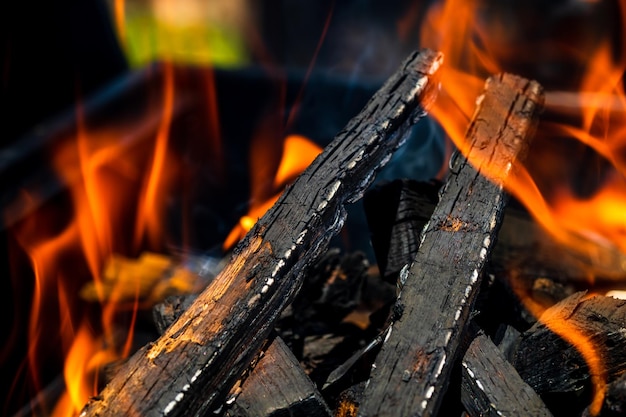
[80,49,443,417]
[358,73,544,417]
[461,333,553,417]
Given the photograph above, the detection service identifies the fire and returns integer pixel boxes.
[415,0,626,413]
[8,62,180,416]
[223,134,323,249]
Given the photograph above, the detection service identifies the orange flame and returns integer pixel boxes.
[10,63,179,416]
[414,0,626,412]
[223,134,322,249]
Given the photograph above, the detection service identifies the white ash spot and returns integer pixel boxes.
[470,270,479,284]
[395,104,407,118]
[420,400,428,410]
[248,294,261,307]
[444,331,452,345]
[476,379,485,392]
[283,248,292,259]
[267,278,274,287]
[164,400,178,415]
[454,307,462,322]
[182,384,190,392]
[475,94,485,107]
[261,285,269,294]
[402,369,411,382]
[464,285,472,298]
[271,259,286,277]
[479,247,488,261]
[317,200,328,211]
[384,325,393,343]
[191,369,202,383]
[347,150,365,170]
[327,180,341,201]
[434,354,446,378]
[381,120,390,130]
[296,230,307,245]
[463,362,475,379]
[425,385,435,400]
[399,264,410,288]
[483,235,491,249]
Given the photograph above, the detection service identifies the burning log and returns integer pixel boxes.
[461,333,553,417]
[513,293,626,402]
[153,294,332,417]
[359,73,544,417]
[79,48,443,417]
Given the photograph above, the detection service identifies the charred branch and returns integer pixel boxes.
[359,73,544,417]
[79,49,443,417]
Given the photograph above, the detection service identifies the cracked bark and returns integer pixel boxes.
[358,73,544,417]
[79,49,443,417]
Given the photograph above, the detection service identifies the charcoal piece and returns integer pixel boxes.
[359,73,544,417]
[364,179,440,282]
[461,333,553,417]
[80,49,443,417]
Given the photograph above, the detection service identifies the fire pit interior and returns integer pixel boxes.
[3,1,626,417]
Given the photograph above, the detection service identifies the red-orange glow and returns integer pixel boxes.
[113,0,126,48]
[223,134,322,249]
[416,0,626,412]
[10,63,180,416]
[134,61,175,249]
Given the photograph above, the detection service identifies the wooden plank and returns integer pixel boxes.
[80,48,444,417]
[461,333,553,417]
[359,73,544,417]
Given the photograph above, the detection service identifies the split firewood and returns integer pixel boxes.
[461,333,553,417]
[153,294,331,417]
[80,48,443,417]
[513,292,626,399]
[359,73,544,417]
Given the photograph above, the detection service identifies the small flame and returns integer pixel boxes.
[223,134,322,250]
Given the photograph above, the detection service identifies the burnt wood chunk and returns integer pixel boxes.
[80,49,443,417]
[364,179,439,282]
[226,336,332,417]
[359,73,544,417]
[514,293,626,396]
[153,295,331,417]
[461,333,553,417]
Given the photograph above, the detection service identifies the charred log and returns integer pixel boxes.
[461,333,553,417]
[359,73,544,417]
[79,49,443,417]
[514,292,626,396]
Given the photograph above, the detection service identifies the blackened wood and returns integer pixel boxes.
[513,293,626,395]
[80,49,443,417]
[225,336,332,417]
[364,179,439,282]
[153,294,331,417]
[359,73,544,417]
[461,333,553,417]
